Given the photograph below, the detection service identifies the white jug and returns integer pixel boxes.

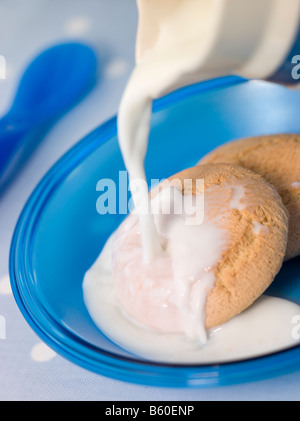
[136,0,300,84]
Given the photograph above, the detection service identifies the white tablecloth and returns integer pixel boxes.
[1,0,300,401]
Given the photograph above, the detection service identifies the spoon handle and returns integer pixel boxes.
[0,115,32,192]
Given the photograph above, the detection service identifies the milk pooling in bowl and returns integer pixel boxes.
[83,162,300,363]
[113,184,228,344]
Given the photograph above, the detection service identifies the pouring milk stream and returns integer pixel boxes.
[117,0,300,261]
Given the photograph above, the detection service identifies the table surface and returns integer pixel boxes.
[1,0,300,401]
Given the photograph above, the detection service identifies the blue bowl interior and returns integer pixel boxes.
[11,76,300,384]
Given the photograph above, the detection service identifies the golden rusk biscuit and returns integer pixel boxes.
[169,164,288,329]
[199,134,300,260]
[113,163,289,331]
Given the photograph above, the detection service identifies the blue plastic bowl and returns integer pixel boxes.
[9,76,300,387]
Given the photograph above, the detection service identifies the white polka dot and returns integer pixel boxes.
[0,61,14,82]
[64,16,92,35]
[0,275,12,295]
[104,58,129,78]
[31,342,56,362]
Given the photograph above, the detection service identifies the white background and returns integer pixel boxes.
[0,0,300,401]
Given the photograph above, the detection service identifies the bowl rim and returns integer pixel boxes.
[9,75,300,387]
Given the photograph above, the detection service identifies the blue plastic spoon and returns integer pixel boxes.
[0,42,98,194]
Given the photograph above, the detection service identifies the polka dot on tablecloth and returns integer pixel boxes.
[30,342,57,362]
[0,275,56,362]
[0,275,12,295]
[104,58,129,78]
[63,15,92,36]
